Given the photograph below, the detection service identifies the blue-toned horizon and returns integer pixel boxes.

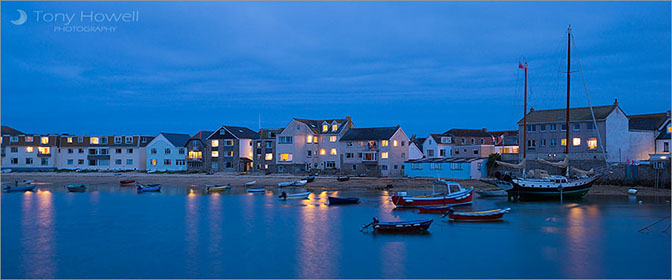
[2,1,670,137]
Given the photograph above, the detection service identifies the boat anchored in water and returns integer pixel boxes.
[3,184,36,192]
[442,208,511,221]
[136,184,161,193]
[66,184,87,192]
[328,196,359,205]
[391,180,473,208]
[206,184,231,192]
[361,217,433,233]
[278,191,311,200]
[247,187,265,193]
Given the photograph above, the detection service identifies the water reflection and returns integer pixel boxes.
[297,193,338,278]
[22,190,56,278]
[380,241,407,278]
[185,191,199,275]
[208,193,223,264]
[565,204,603,278]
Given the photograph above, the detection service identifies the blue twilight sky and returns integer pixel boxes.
[2,1,670,137]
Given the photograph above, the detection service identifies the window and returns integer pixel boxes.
[307,150,313,157]
[78,159,84,165]
[329,148,336,155]
[279,153,293,162]
[574,124,580,131]
[67,137,73,143]
[211,151,219,157]
[587,138,597,150]
[307,135,314,143]
[550,139,557,146]
[127,148,133,154]
[411,163,423,170]
[11,158,18,164]
[401,153,405,159]
[179,148,185,154]
[114,136,122,144]
[26,136,34,142]
[115,159,122,165]
[189,151,202,159]
[346,142,353,146]
[363,152,377,161]
[382,140,389,147]
[332,124,338,131]
[322,124,328,132]
[393,140,398,146]
[329,136,337,142]
[430,163,442,170]
[540,124,546,131]
[265,153,273,160]
[25,158,33,164]
[450,163,462,170]
[439,149,446,157]
[211,140,219,147]
[572,137,581,146]
[10,147,17,153]
[471,138,475,144]
[25,146,34,153]
[38,147,50,154]
[550,124,557,131]
[401,141,405,146]
[561,124,567,131]
[325,161,336,169]
[224,140,234,146]
[165,148,171,154]
[668,125,671,133]
[381,165,388,171]
[320,149,326,155]
[176,160,185,166]
[226,151,234,157]
[461,138,466,144]
[441,137,451,144]
[127,159,133,165]
[41,158,49,166]
[10,136,18,143]
[473,149,478,155]
[79,148,84,154]
[540,139,546,147]
[68,149,73,154]
[164,159,172,165]
[480,139,485,144]
[39,136,49,144]
[90,137,99,144]
[527,140,536,149]
[381,152,389,159]
[587,123,595,130]
[664,142,669,152]
[266,141,273,148]
[352,164,357,171]
[100,148,108,155]
[101,137,108,144]
[345,153,354,159]
[125,136,133,143]
[279,136,293,144]
[67,159,74,165]
[427,150,435,157]
[561,138,567,146]
[116,148,122,154]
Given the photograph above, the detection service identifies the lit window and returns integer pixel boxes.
[382,140,389,147]
[280,153,293,162]
[329,136,337,142]
[264,164,268,169]
[151,159,157,166]
[587,138,597,150]
[320,149,326,155]
[189,151,202,159]
[332,124,338,131]
[322,124,328,132]
[212,140,219,147]
[393,140,398,147]
[224,140,234,146]
[67,137,73,143]
[25,147,34,153]
[330,148,337,155]
[90,137,99,144]
[38,147,50,154]
[381,152,389,159]
[265,153,273,160]
[211,151,219,157]
[248,151,253,158]
[668,126,671,133]
[561,138,567,146]
[572,137,581,146]
[307,135,313,143]
[25,136,34,142]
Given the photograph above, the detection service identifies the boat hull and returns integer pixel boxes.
[3,185,36,192]
[247,188,265,192]
[279,192,311,200]
[67,184,87,192]
[391,188,473,207]
[206,186,230,192]
[373,219,433,233]
[418,205,452,213]
[328,197,359,205]
[446,208,511,221]
[507,175,600,200]
[336,176,350,182]
[120,180,135,185]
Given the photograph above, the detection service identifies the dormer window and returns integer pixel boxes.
[322,123,328,132]
[90,137,99,145]
[125,136,133,143]
[41,137,49,144]
[114,136,122,144]
[25,136,34,142]
[331,122,338,131]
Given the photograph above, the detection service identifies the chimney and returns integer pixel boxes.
[345,116,353,128]
[614,98,618,106]
[530,107,535,113]
[482,128,487,132]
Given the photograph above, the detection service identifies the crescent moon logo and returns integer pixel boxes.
[11,9,27,25]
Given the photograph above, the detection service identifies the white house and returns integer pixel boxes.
[146,133,191,172]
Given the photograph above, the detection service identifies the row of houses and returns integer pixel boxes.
[2,102,669,178]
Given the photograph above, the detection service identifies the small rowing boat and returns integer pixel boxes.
[137,184,161,193]
[475,189,508,197]
[328,196,359,205]
[247,187,265,193]
[3,185,36,192]
[66,184,87,192]
[277,181,294,187]
[16,179,34,185]
[206,184,231,192]
[278,191,311,200]
[303,175,315,183]
[336,176,350,182]
[292,180,308,186]
[443,208,511,221]
[120,180,136,185]
[418,205,453,213]
[245,181,257,187]
[361,217,433,233]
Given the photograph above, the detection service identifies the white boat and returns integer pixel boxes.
[278,191,311,200]
[476,190,508,197]
[16,180,34,185]
[245,181,257,186]
[628,189,638,195]
[277,181,294,187]
[206,184,231,192]
[292,180,308,186]
[247,187,266,193]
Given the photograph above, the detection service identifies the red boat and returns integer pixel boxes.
[391,180,473,208]
[361,217,433,233]
[444,208,511,221]
[418,205,453,213]
[120,180,136,185]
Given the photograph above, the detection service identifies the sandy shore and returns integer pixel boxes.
[2,171,670,197]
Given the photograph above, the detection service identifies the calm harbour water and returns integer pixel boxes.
[2,183,670,279]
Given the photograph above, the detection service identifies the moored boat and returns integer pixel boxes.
[245,181,257,186]
[292,180,308,186]
[66,184,87,192]
[443,207,511,221]
[3,184,37,192]
[336,176,350,182]
[120,180,136,185]
[418,205,453,213]
[137,184,161,193]
[206,184,231,192]
[361,217,433,233]
[391,180,473,208]
[303,175,315,183]
[16,179,34,185]
[278,191,311,200]
[476,189,508,197]
[327,196,359,205]
[277,181,294,187]
[247,187,265,193]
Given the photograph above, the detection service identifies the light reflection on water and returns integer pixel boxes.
[22,190,56,278]
[297,192,338,278]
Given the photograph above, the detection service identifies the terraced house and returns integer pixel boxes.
[339,125,410,177]
[56,135,154,170]
[422,128,495,159]
[252,128,282,173]
[146,133,190,172]
[275,117,353,174]
[185,130,213,172]
[1,126,58,171]
[205,126,259,172]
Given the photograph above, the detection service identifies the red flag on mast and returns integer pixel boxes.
[518,62,527,70]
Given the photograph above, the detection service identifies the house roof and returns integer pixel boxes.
[1,126,24,136]
[489,130,518,137]
[190,131,214,142]
[406,157,483,163]
[223,126,259,139]
[517,104,618,125]
[259,128,283,139]
[160,133,191,147]
[412,137,426,151]
[340,126,400,141]
[628,113,668,131]
[442,128,491,138]
[294,118,350,134]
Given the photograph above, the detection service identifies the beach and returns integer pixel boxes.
[2,172,669,197]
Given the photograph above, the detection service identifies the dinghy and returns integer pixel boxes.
[245,181,257,186]
[120,180,136,185]
[66,184,87,192]
[336,176,350,182]
[292,180,308,186]
[16,179,34,185]
[443,208,511,221]
[3,185,36,192]
[247,187,265,193]
[277,181,294,187]
[361,217,433,233]
[136,184,161,193]
[327,196,359,205]
[278,191,311,200]
[302,175,315,183]
[206,184,231,192]
[476,189,508,197]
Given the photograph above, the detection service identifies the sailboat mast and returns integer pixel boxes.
[523,62,528,160]
[566,26,571,155]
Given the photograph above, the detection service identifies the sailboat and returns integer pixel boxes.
[494,26,602,200]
